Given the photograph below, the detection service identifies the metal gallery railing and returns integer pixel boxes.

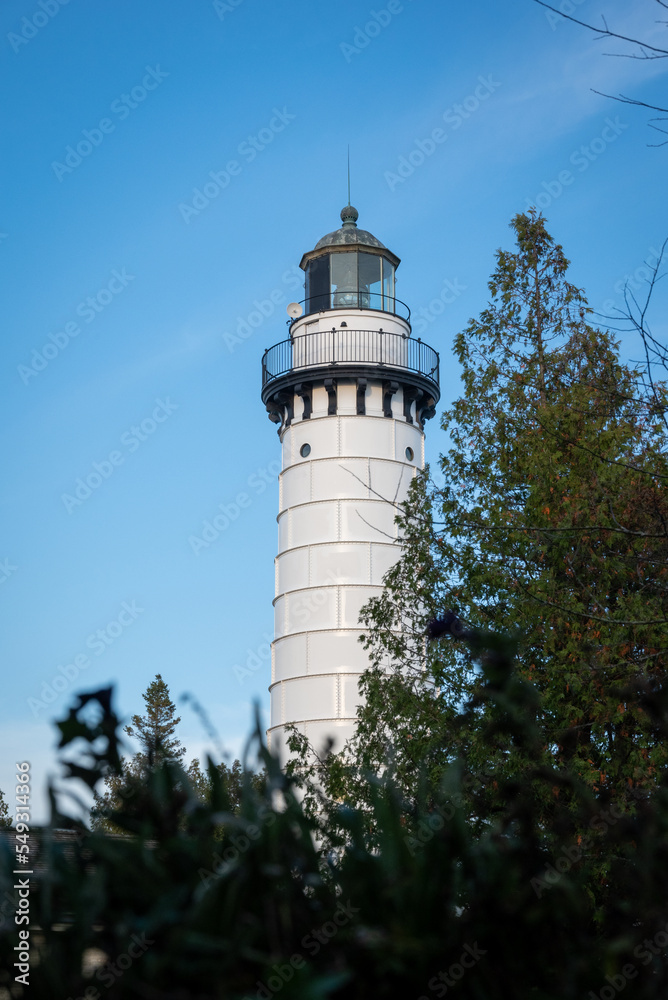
[295,292,411,322]
[262,328,439,392]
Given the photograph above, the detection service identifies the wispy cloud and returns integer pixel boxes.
[117,323,222,386]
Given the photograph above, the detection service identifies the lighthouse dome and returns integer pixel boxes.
[313,204,387,252]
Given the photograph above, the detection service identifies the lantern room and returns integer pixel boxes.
[299,205,405,320]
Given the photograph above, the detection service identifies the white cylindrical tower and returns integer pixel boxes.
[261,205,440,760]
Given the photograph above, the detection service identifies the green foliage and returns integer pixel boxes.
[428,211,668,831]
[91,675,258,834]
[438,211,668,818]
[3,649,668,997]
[125,672,186,766]
[186,756,266,813]
[90,673,184,833]
[290,212,668,867]
[0,787,11,829]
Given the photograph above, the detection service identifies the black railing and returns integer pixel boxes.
[262,329,439,391]
[295,292,411,323]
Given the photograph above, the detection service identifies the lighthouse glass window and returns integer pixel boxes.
[382,257,395,310]
[305,255,330,312]
[306,252,396,315]
[331,253,358,307]
[358,253,381,309]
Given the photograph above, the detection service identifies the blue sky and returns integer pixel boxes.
[2,0,667,822]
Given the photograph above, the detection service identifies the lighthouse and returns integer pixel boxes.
[261,205,440,760]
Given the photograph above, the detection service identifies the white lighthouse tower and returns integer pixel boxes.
[261,205,440,760]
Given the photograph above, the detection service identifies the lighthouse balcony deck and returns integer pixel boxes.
[261,328,439,398]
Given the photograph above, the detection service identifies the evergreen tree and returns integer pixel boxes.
[91,675,259,832]
[125,673,186,766]
[435,211,667,810]
[291,211,668,855]
[0,787,11,829]
[92,674,185,832]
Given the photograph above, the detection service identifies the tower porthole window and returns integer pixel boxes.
[405,447,414,461]
[300,443,311,458]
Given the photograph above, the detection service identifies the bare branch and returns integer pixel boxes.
[532,1,668,57]
[599,239,668,432]
[533,1,668,133]
[592,90,668,115]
